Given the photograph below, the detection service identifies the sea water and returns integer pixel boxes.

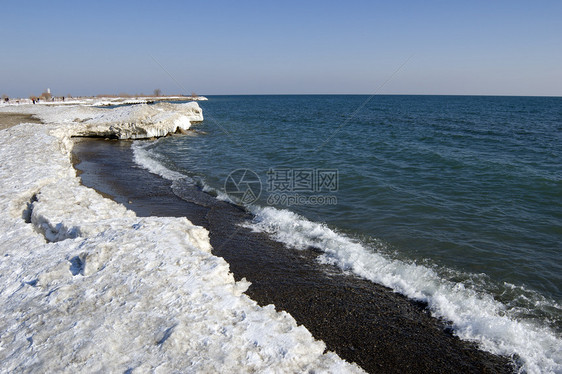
[134,95,561,372]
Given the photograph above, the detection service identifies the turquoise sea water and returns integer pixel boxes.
[137,95,561,370]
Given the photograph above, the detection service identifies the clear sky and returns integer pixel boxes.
[1,0,561,97]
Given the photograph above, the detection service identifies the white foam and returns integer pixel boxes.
[201,183,236,203]
[0,105,362,372]
[245,206,562,374]
[130,141,237,204]
[131,140,187,181]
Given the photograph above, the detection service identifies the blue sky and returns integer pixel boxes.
[1,0,561,97]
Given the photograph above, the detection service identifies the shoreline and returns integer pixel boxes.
[72,137,515,373]
[0,103,363,372]
[0,102,523,372]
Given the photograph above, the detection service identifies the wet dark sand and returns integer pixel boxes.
[72,138,515,373]
[0,113,43,130]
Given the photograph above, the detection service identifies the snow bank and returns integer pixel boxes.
[0,96,208,108]
[8,102,203,139]
[0,105,362,372]
[77,102,203,139]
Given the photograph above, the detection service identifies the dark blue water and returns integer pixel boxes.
[136,95,562,370]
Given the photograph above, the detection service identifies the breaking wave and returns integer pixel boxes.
[244,206,562,373]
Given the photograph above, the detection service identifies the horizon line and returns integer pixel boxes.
[3,93,561,99]
[198,93,562,98]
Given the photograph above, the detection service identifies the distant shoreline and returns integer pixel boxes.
[0,95,208,107]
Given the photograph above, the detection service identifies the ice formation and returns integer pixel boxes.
[0,103,362,373]
[77,102,204,139]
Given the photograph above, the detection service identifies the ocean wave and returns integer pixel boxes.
[132,140,189,181]
[244,205,562,374]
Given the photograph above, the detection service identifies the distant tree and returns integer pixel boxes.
[1,94,8,102]
[190,92,197,98]
[153,88,162,97]
[40,91,52,101]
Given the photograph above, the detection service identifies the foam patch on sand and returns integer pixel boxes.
[0,104,362,373]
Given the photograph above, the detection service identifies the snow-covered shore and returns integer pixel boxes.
[1,95,208,107]
[0,103,361,372]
